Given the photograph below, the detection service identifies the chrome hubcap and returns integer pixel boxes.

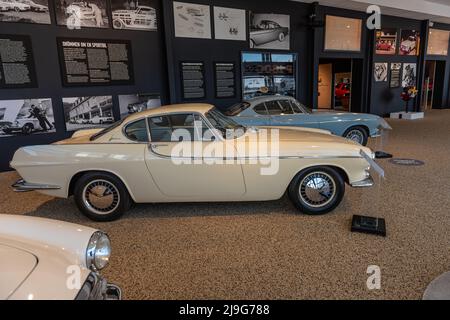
[82,179,120,215]
[346,129,364,144]
[299,172,336,208]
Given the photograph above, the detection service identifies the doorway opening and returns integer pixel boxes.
[317,58,363,112]
[421,60,446,111]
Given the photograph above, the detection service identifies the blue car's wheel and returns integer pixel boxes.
[343,126,368,146]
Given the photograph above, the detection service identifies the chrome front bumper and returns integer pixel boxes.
[351,176,374,188]
[76,273,122,300]
[12,179,61,192]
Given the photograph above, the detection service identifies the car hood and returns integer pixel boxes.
[240,127,373,158]
[0,244,37,300]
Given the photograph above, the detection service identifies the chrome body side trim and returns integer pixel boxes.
[12,179,61,192]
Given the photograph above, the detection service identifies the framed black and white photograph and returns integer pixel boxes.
[173,1,211,39]
[390,62,402,88]
[0,0,51,24]
[374,63,388,82]
[213,6,246,41]
[375,29,397,55]
[118,93,161,119]
[111,0,157,31]
[0,98,55,137]
[63,96,115,131]
[249,12,290,50]
[402,63,417,87]
[399,30,420,56]
[55,0,110,29]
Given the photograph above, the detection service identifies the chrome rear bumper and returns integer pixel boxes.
[351,176,374,188]
[12,179,61,192]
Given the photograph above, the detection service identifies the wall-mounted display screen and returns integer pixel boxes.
[241,52,296,100]
[399,30,420,56]
[0,98,55,137]
[57,38,134,87]
[55,0,110,29]
[324,15,362,52]
[63,96,116,131]
[0,34,38,88]
[111,0,158,31]
[180,61,205,99]
[249,12,290,50]
[118,93,161,119]
[214,62,236,98]
[427,28,450,56]
[375,29,397,55]
[0,0,51,24]
[173,1,211,39]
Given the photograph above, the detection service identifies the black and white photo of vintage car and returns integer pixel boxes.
[213,6,246,41]
[55,0,109,29]
[0,0,50,24]
[118,93,161,119]
[173,1,211,39]
[111,0,157,31]
[249,12,290,50]
[0,98,55,137]
[402,63,417,87]
[63,96,115,131]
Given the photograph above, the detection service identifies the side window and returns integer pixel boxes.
[265,100,282,115]
[124,119,149,142]
[253,103,268,115]
[148,116,172,142]
[148,114,209,142]
[277,100,294,114]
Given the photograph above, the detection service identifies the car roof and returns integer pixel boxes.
[124,103,215,122]
[245,95,295,105]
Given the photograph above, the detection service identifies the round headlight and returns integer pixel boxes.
[86,231,111,271]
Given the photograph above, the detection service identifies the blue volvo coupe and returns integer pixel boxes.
[223,95,392,146]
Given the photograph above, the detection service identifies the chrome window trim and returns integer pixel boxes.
[122,117,150,143]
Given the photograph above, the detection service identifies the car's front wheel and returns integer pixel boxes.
[22,123,34,135]
[74,172,131,221]
[343,126,368,146]
[288,166,345,215]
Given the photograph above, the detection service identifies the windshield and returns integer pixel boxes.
[205,108,246,139]
[223,102,251,116]
[89,119,125,141]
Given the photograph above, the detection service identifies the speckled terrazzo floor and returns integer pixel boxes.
[1,109,450,300]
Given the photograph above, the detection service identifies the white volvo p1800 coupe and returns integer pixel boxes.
[11,104,377,221]
[0,215,121,300]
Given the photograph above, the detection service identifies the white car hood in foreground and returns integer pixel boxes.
[0,244,37,300]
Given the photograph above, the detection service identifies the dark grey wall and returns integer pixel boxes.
[0,0,168,171]
[369,15,423,116]
[162,0,314,110]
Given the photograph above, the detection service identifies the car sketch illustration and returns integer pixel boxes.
[112,5,157,30]
[250,20,289,48]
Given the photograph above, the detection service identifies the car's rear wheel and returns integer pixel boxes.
[288,166,345,215]
[74,172,131,221]
[343,126,368,146]
[278,32,286,42]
